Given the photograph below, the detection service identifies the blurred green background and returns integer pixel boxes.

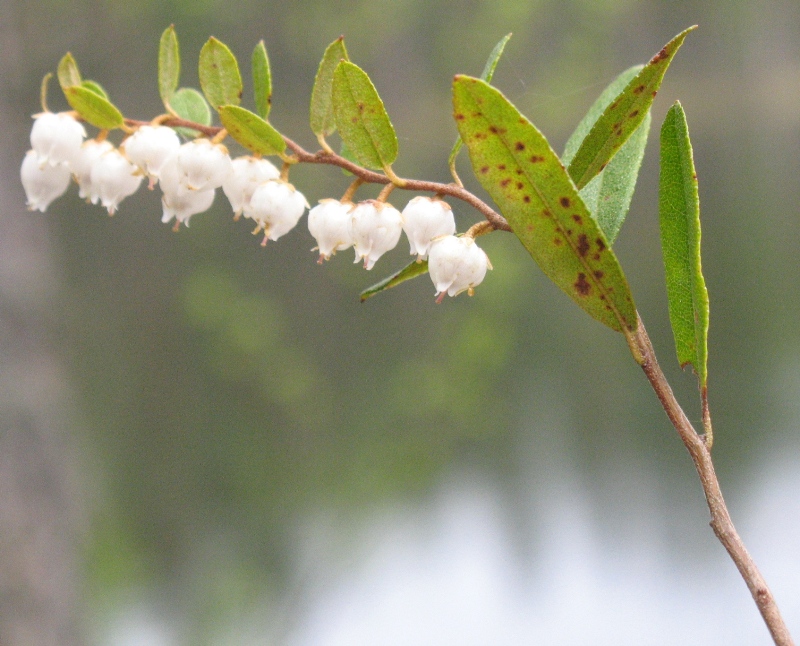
[2,0,800,644]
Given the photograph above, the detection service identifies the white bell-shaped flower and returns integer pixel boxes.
[89,148,143,215]
[70,139,114,202]
[245,180,307,245]
[401,196,456,260]
[122,125,181,187]
[175,139,232,191]
[307,199,354,262]
[427,235,490,302]
[222,156,280,217]
[159,154,216,228]
[30,112,86,167]
[350,200,403,270]
[20,149,71,212]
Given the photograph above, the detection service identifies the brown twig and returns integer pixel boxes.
[633,315,794,646]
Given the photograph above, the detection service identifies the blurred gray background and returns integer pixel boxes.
[1,0,800,644]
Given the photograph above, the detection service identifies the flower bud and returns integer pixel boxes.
[245,180,308,244]
[122,125,181,187]
[30,112,86,167]
[350,200,403,270]
[20,149,71,212]
[222,156,280,217]
[175,139,232,191]
[89,148,143,215]
[159,154,216,228]
[70,139,114,202]
[401,196,456,260]
[427,235,490,301]
[307,199,354,262]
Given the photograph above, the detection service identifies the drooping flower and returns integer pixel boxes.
[222,156,280,218]
[245,180,308,245]
[70,139,114,202]
[29,112,86,167]
[174,139,232,191]
[20,149,71,212]
[159,154,216,228]
[89,148,143,214]
[401,196,456,260]
[307,199,354,262]
[122,125,181,187]
[350,200,403,270]
[427,235,490,301]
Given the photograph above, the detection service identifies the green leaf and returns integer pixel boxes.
[63,85,124,129]
[338,141,356,176]
[252,40,272,120]
[567,26,696,190]
[159,25,180,105]
[57,52,81,89]
[453,76,637,333]
[81,80,108,99]
[332,61,397,170]
[170,87,211,138]
[310,37,349,137]
[448,33,512,174]
[659,101,708,385]
[563,66,650,244]
[218,105,285,156]
[361,260,429,302]
[199,37,243,109]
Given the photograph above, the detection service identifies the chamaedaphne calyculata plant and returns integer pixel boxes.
[20,25,795,644]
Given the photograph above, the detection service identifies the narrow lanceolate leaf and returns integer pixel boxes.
[159,25,180,105]
[57,53,81,89]
[63,85,124,129]
[199,37,243,109]
[568,26,696,190]
[448,33,512,173]
[361,260,429,302]
[310,37,349,137]
[659,101,708,385]
[453,76,637,333]
[332,61,397,169]
[252,40,272,120]
[81,80,108,99]
[218,105,285,156]
[170,87,211,137]
[563,66,650,244]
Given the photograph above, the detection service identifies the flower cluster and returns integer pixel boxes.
[21,113,490,300]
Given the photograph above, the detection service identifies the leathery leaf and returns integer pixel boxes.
[453,76,637,333]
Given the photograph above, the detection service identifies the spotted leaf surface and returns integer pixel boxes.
[563,65,650,244]
[218,105,285,156]
[332,61,397,170]
[361,260,429,302]
[659,102,708,386]
[252,40,272,120]
[568,26,695,190]
[453,76,637,333]
[199,37,243,109]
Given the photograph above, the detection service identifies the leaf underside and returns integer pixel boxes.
[218,105,285,156]
[159,25,180,105]
[453,76,637,333]
[659,101,708,385]
[310,37,349,137]
[57,53,81,90]
[170,87,211,138]
[361,260,429,302]
[567,26,696,190]
[332,61,397,170]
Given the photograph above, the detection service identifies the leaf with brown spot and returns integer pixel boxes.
[198,37,243,109]
[331,61,397,170]
[218,105,285,156]
[453,76,637,333]
[567,26,695,190]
